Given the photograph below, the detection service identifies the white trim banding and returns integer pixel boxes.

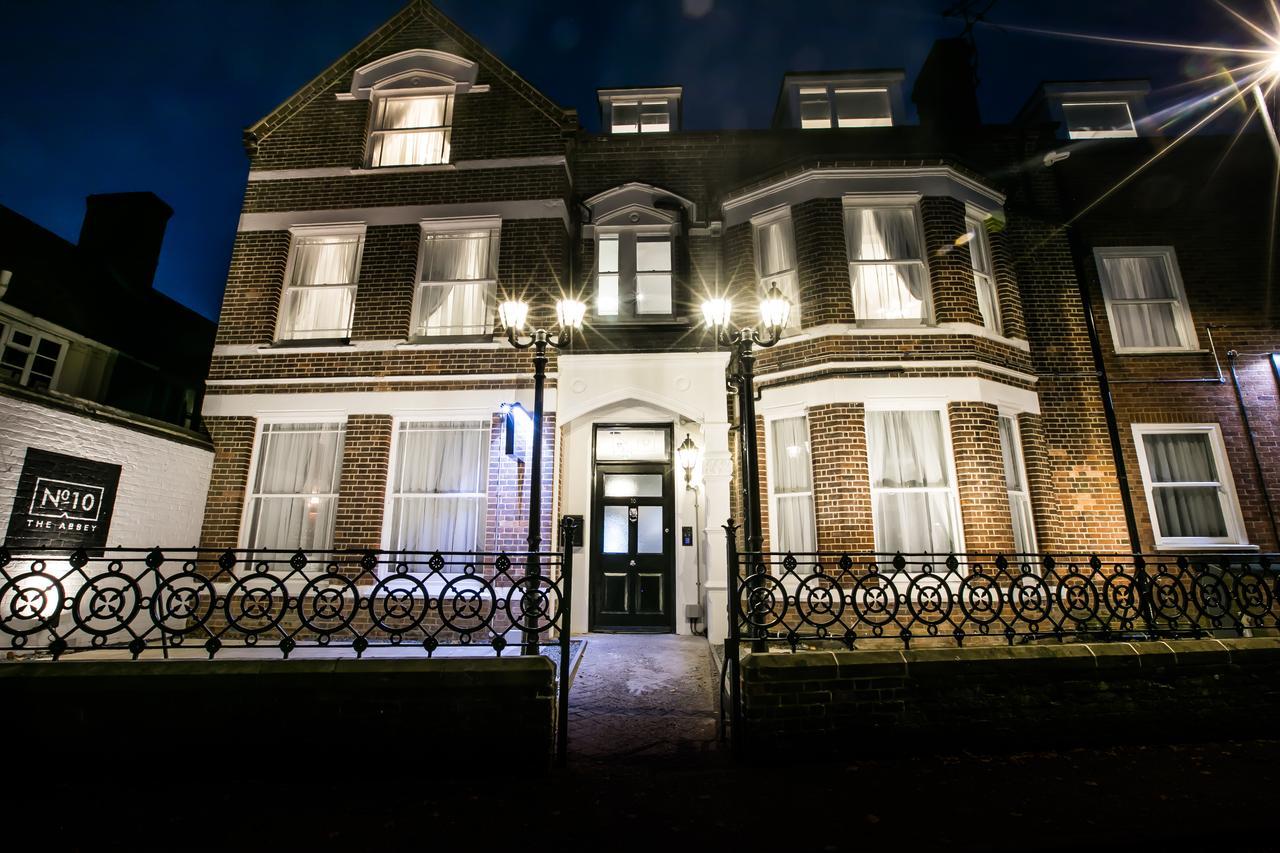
[238,199,570,232]
[202,388,557,418]
[246,154,566,182]
[207,372,556,387]
[757,375,1041,415]
[754,358,1038,386]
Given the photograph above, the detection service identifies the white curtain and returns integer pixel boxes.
[1102,255,1182,348]
[998,416,1036,554]
[415,232,494,336]
[1143,433,1227,538]
[390,421,487,554]
[758,218,800,328]
[867,411,957,553]
[247,423,345,551]
[770,417,816,553]
[846,208,926,320]
[379,95,446,130]
[967,218,1000,332]
[293,237,359,286]
[280,236,359,339]
[635,236,672,315]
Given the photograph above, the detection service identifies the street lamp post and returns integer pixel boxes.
[498,296,587,655]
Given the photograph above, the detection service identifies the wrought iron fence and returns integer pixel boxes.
[0,517,578,761]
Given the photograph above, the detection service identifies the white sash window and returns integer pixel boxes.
[768,415,817,554]
[413,227,499,337]
[998,415,1036,554]
[368,93,453,167]
[1133,425,1246,547]
[595,231,673,320]
[0,320,64,390]
[965,214,1001,333]
[844,204,928,322]
[277,231,362,340]
[866,410,961,555]
[245,422,346,552]
[1095,247,1196,353]
[753,212,800,330]
[387,420,488,559]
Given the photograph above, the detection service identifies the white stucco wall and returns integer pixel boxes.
[0,394,214,548]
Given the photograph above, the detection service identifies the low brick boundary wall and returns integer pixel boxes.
[741,638,1280,754]
[0,656,556,773]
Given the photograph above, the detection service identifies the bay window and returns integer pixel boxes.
[386,420,488,559]
[1095,247,1196,353]
[367,93,453,167]
[998,415,1036,554]
[413,225,499,338]
[965,213,1001,333]
[768,415,817,553]
[844,202,929,322]
[244,422,346,553]
[1133,424,1246,548]
[277,230,363,341]
[866,410,961,554]
[595,230,673,320]
[753,211,800,331]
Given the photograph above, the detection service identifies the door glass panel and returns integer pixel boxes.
[603,474,663,498]
[603,506,629,553]
[602,573,629,613]
[595,428,668,461]
[636,505,664,553]
[637,574,663,614]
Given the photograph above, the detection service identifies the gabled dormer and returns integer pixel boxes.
[1018,80,1152,140]
[772,71,906,130]
[598,87,683,134]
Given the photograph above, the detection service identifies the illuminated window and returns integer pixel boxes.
[866,409,961,555]
[386,420,488,559]
[1063,102,1136,139]
[768,415,816,553]
[844,202,929,322]
[1133,424,1246,547]
[612,101,671,133]
[367,93,453,167]
[277,229,363,341]
[965,213,1001,333]
[413,226,499,337]
[1095,247,1196,353]
[244,422,346,553]
[753,210,800,331]
[799,85,892,128]
[998,415,1036,554]
[0,320,64,390]
[595,231,673,319]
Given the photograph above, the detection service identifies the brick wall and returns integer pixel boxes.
[809,403,875,553]
[215,232,289,346]
[922,196,983,327]
[332,414,393,551]
[948,402,1016,554]
[198,416,256,551]
[792,197,853,328]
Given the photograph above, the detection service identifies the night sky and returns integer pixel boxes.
[0,0,1268,321]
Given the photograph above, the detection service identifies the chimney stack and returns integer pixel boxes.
[912,38,982,142]
[77,192,173,291]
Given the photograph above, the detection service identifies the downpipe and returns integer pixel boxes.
[1227,350,1280,548]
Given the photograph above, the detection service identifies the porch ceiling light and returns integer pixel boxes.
[759,283,792,336]
[497,299,529,331]
[701,297,732,331]
[555,297,587,331]
[676,433,700,488]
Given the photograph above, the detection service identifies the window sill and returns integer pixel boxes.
[265,338,352,350]
[1116,348,1209,356]
[1152,542,1259,552]
[354,163,455,175]
[398,336,505,350]
[589,317,692,327]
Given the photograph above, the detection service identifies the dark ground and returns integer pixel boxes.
[17,635,1280,851]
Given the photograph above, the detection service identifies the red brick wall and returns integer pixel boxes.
[948,402,1016,554]
[808,403,875,553]
[332,414,393,551]
[485,412,555,555]
[214,232,289,346]
[198,416,257,551]
[923,196,983,328]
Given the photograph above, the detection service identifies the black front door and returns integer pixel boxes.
[590,462,675,631]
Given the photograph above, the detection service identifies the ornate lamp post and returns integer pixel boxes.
[700,284,792,556]
[675,433,700,490]
[497,295,587,654]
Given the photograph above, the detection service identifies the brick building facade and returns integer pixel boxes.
[197,0,1280,643]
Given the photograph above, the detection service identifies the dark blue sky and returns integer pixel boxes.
[0,0,1267,320]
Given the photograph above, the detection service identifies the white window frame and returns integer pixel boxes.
[843,194,932,326]
[276,224,365,342]
[238,414,348,559]
[366,88,454,168]
[1132,423,1249,550]
[765,409,818,557]
[594,225,675,321]
[964,207,1001,334]
[1094,246,1197,354]
[752,206,801,331]
[611,100,671,134]
[863,402,965,558]
[0,317,66,390]
[997,413,1037,555]
[410,218,501,339]
[1063,101,1137,139]
[798,84,893,128]
[380,416,490,573]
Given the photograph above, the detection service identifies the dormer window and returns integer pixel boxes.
[1062,101,1136,139]
[368,93,453,167]
[800,85,892,128]
[599,88,682,134]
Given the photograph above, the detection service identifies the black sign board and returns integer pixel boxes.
[5,448,121,550]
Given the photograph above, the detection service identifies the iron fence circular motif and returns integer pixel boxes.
[1102,572,1141,625]
[1191,569,1232,624]
[439,573,498,637]
[1233,570,1272,620]
[0,571,66,637]
[150,572,216,635]
[957,572,1002,626]
[1148,570,1190,623]
[297,574,359,635]
[906,573,955,628]
[369,574,431,634]
[224,574,289,635]
[793,574,845,629]
[851,573,900,630]
[72,570,142,638]
[1008,574,1054,626]
[506,576,563,633]
[736,574,787,629]
[1057,570,1101,626]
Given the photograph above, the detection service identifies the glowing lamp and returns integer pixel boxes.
[759,283,792,334]
[676,433,700,488]
[555,298,587,331]
[701,297,732,331]
[497,299,529,331]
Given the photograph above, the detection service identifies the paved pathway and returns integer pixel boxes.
[567,632,720,762]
